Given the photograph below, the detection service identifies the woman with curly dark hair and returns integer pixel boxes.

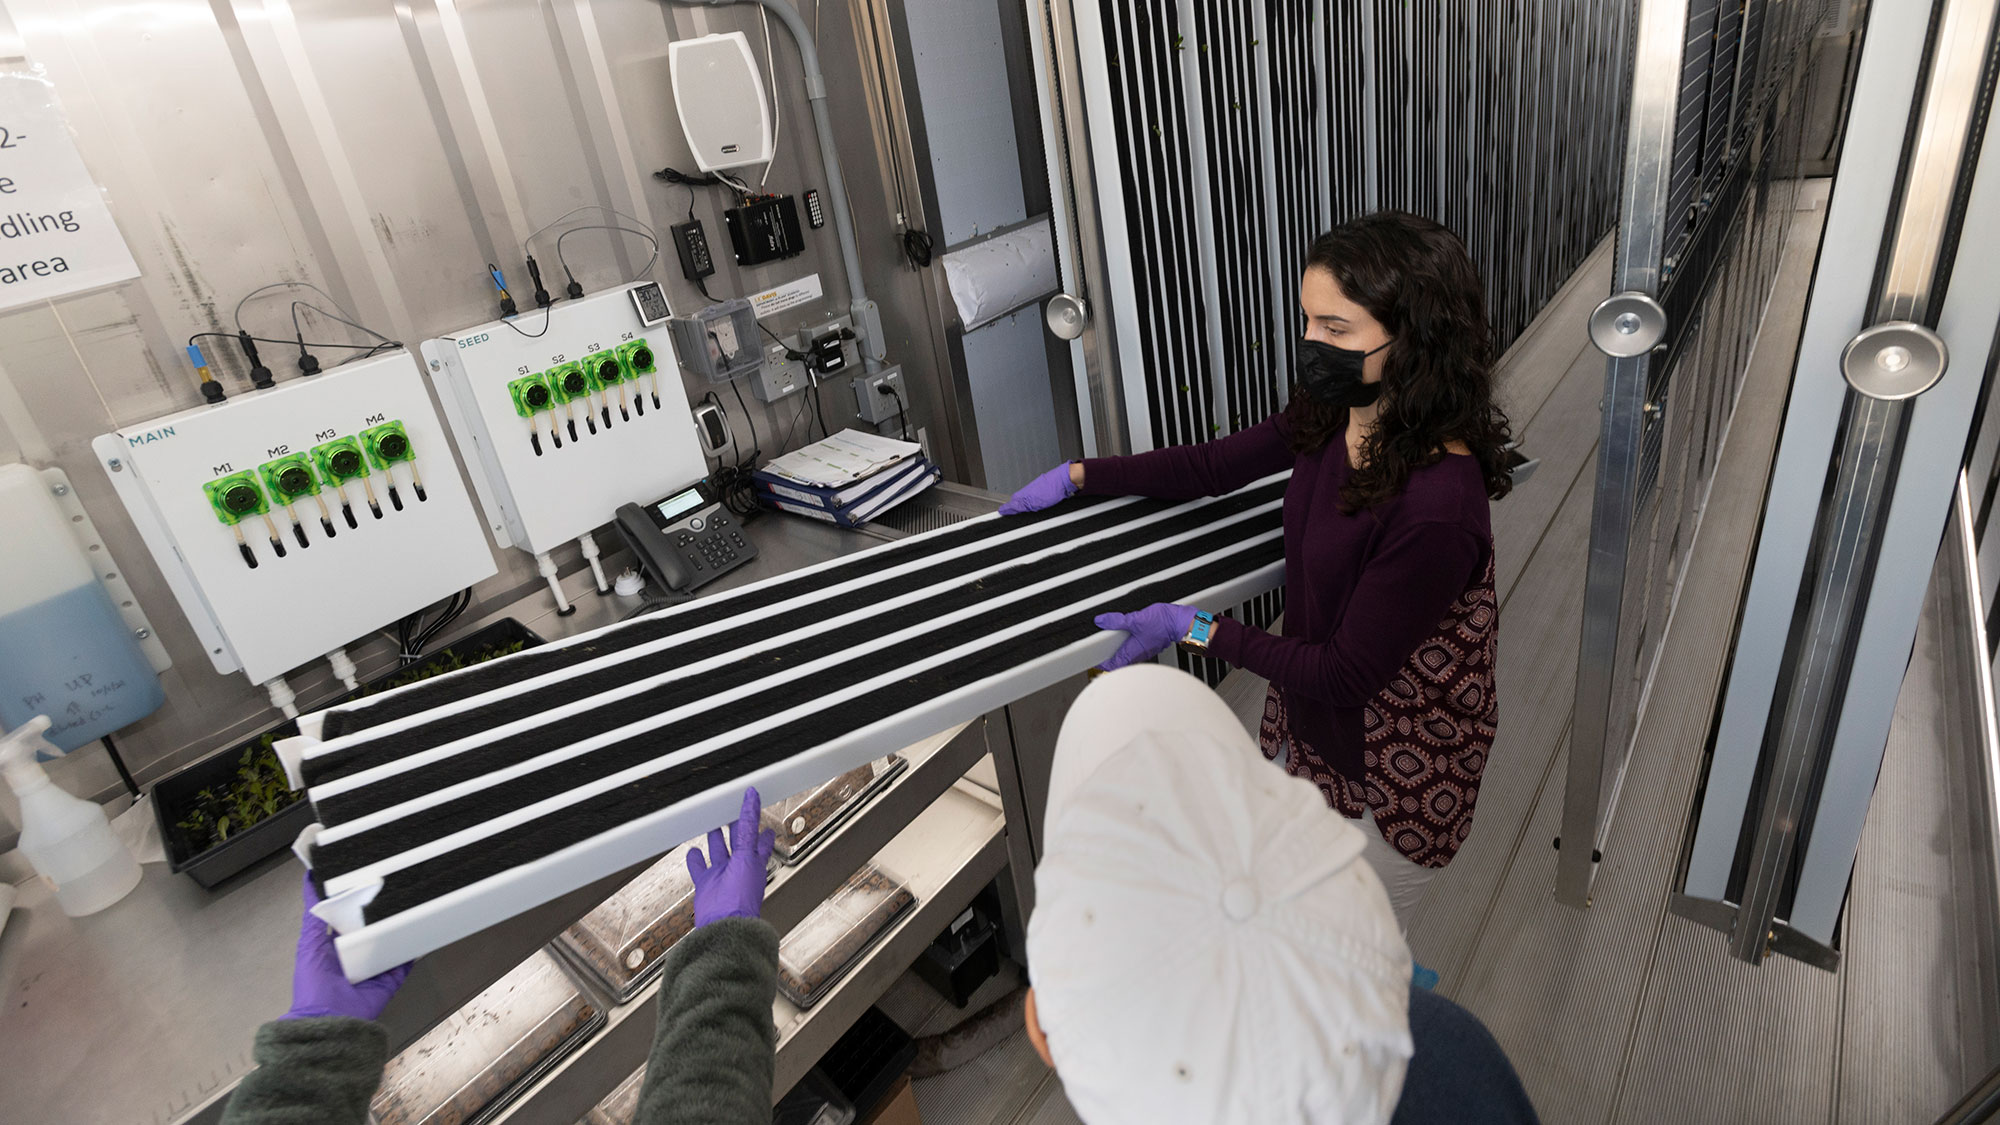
[1000,211,1512,926]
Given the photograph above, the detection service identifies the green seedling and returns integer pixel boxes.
[172,737,304,855]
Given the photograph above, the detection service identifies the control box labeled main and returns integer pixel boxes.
[422,285,710,557]
[93,351,497,683]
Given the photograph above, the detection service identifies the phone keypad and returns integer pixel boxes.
[672,512,749,574]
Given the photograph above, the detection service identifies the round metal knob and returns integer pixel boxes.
[1840,321,1947,400]
[1046,293,1089,341]
[1589,292,1667,357]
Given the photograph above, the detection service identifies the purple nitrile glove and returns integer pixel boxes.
[281,873,412,1022]
[688,787,777,928]
[997,463,1079,516]
[1093,603,1201,671]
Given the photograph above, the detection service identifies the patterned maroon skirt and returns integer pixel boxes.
[1259,551,1499,868]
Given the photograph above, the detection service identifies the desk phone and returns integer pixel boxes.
[613,481,757,593]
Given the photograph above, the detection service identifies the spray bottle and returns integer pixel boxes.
[0,715,141,916]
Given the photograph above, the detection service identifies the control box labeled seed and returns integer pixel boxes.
[422,284,709,556]
[93,350,496,682]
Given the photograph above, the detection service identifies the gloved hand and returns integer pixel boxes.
[281,873,411,1022]
[1094,603,1201,671]
[998,463,1079,516]
[688,787,777,927]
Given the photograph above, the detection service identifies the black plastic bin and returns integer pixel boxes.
[154,618,543,889]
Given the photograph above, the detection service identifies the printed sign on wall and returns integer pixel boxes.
[0,68,140,312]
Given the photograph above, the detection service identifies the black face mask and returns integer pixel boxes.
[1297,338,1390,408]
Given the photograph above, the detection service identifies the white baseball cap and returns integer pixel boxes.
[1028,665,1414,1124]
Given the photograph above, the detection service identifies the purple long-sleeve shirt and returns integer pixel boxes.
[1081,410,1492,779]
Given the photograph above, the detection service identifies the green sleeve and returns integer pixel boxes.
[219,1017,388,1125]
[637,917,781,1125]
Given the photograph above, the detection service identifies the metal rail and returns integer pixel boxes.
[1563,0,1828,906]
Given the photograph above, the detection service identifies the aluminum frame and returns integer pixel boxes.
[1563,0,1827,906]
[1680,0,2000,966]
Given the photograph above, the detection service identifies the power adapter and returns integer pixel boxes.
[672,220,716,281]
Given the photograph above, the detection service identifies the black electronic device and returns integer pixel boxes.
[808,330,848,375]
[803,188,825,229]
[629,281,673,326]
[613,480,756,593]
[724,195,804,265]
[671,220,716,281]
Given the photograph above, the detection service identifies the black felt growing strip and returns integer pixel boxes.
[304,482,1283,791]
[310,512,1283,876]
[321,495,1150,738]
[359,542,1280,922]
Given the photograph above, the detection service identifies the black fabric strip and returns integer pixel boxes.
[311,507,1283,875]
[359,542,1280,922]
[304,481,1283,790]
[320,495,1150,738]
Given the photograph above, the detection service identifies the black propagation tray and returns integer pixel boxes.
[154,618,544,889]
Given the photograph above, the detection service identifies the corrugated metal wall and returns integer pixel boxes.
[0,0,906,797]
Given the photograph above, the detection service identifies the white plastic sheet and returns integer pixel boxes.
[942,219,1059,332]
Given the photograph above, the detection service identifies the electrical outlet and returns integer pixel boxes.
[850,366,907,426]
[752,341,804,402]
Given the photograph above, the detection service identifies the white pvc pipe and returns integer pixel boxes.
[326,646,360,691]
[535,550,576,616]
[578,531,611,593]
[264,675,300,719]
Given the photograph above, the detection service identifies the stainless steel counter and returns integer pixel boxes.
[0,493,1007,1125]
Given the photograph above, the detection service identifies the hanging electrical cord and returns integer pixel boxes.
[188,331,395,353]
[234,281,362,335]
[757,320,807,362]
[497,301,556,339]
[292,302,395,346]
[885,383,912,442]
[553,224,661,293]
[701,389,763,518]
[396,588,473,664]
[759,5,782,188]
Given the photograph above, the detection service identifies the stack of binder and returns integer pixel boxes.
[753,429,941,529]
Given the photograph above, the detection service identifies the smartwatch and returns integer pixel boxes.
[1182,609,1217,652]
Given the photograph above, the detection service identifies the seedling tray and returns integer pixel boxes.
[154,618,542,888]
